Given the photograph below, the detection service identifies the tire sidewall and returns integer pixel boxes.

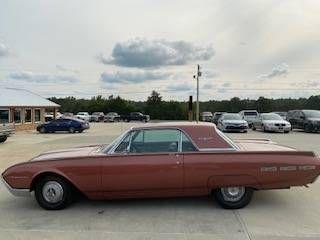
[69,127,75,133]
[0,135,7,143]
[35,176,71,210]
[214,187,253,209]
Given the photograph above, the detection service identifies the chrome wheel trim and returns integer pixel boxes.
[220,186,245,202]
[42,181,64,203]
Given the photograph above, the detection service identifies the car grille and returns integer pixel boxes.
[275,123,286,126]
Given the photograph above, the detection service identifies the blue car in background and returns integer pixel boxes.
[37,118,89,133]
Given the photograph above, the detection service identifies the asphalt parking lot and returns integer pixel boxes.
[0,122,320,240]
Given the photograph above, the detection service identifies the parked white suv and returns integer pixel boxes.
[76,112,91,122]
[239,110,259,128]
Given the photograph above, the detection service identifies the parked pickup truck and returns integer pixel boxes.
[121,112,150,122]
[0,123,14,143]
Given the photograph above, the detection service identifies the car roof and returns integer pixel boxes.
[131,121,214,129]
[131,121,233,149]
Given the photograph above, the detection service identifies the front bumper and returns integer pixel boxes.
[1,174,31,197]
[224,125,248,132]
[264,125,291,132]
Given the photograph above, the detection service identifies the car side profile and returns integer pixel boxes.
[287,110,320,133]
[252,113,291,133]
[121,112,150,122]
[2,122,320,210]
[36,118,90,133]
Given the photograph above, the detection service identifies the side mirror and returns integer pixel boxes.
[300,116,305,120]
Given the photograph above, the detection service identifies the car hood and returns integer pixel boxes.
[234,139,296,151]
[30,145,101,161]
[223,120,247,124]
[262,120,289,124]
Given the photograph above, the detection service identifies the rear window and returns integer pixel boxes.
[244,112,258,116]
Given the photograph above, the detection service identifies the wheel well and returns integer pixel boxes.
[30,172,79,193]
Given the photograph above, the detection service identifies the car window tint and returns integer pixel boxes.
[181,132,197,152]
[130,129,180,153]
[114,133,130,153]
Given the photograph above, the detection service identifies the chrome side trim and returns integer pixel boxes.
[1,175,31,197]
[198,148,237,152]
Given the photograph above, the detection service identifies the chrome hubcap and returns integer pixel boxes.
[42,181,64,203]
[220,186,245,202]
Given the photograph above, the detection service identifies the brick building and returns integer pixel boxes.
[0,88,60,131]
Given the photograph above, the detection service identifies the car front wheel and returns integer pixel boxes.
[0,135,8,143]
[214,186,253,209]
[35,176,73,210]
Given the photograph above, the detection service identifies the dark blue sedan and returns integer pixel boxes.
[37,118,90,133]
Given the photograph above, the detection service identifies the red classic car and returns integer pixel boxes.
[2,122,320,210]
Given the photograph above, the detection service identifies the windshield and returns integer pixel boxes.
[101,130,129,153]
[223,114,242,120]
[303,110,320,118]
[262,113,283,120]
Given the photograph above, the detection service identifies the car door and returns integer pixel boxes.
[101,128,184,197]
[296,111,305,129]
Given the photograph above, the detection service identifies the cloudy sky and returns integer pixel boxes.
[0,0,320,100]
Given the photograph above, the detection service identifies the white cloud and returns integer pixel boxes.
[260,63,289,79]
[99,38,215,68]
[8,71,79,83]
[166,83,193,92]
[100,70,171,84]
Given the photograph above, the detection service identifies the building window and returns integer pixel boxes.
[34,109,41,122]
[14,109,21,123]
[25,109,32,123]
[0,109,9,124]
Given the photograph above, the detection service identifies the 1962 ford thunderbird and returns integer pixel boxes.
[2,122,320,210]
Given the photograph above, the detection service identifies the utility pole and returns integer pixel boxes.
[193,64,201,122]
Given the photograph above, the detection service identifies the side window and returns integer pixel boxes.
[130,129,180,153]
[181,132,197,152]
[114,133,131,153]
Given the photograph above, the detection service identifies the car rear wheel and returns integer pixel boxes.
[0,135,8,143]
[304,124,313,133]
[35,176,73,210]
[69,127,75,133]
[214,186,253,209]
[39,127,47,133]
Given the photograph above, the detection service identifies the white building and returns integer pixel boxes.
[0,88,60,130]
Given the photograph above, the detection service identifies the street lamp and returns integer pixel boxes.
[193,64,201,122]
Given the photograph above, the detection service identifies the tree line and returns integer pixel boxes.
[49,91,320,120]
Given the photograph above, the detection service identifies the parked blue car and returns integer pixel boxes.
[37,118,89,133]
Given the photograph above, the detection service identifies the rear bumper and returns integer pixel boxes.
[1,175,30,197]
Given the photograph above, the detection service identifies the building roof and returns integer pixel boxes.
[0,88,60,108]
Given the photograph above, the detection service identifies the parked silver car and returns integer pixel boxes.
[105,112,120,122]
[200,112,213,122]
[252,113,291,133]
[217,113,248,133]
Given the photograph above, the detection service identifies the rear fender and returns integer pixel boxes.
[208,175,261,190]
